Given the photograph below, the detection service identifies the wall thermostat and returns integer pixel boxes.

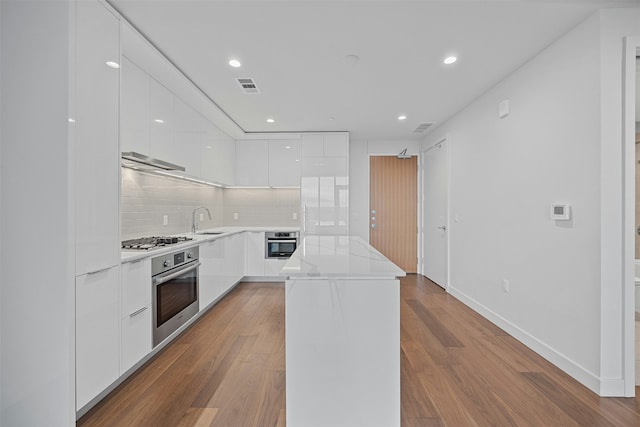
[550,203,571,220]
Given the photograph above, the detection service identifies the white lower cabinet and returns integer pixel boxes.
[265,258,288,276]
[120,259,152,374]
[199,239,227,308]
[76,266,120,410]
[245,232,265,276]
[224,233,245,284]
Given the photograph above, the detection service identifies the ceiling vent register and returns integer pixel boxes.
[236,77,260,94]
[413,122,434,133]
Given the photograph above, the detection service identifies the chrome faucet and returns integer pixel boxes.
[191,206,212,233]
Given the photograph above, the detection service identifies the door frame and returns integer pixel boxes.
[623,36,640,396]
[418,136,450,290]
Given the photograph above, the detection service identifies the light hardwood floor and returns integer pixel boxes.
[78,276,640,427]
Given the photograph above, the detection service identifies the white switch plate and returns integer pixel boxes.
[292,212,298,220]
[199,213,204,221]
[502,279,510,293]
[163,215,168,226]
[234,212,239,220]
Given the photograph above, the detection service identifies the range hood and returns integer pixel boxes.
[121,152,185,172]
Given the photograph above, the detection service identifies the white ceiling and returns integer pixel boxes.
[109,0,639,141]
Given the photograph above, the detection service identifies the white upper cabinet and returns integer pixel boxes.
[235,140,269,186]
[173,98,203,176]
[301,133,348,158]
[201,122,236,185]
[148,78,174,162]
[121,57,150,155]
[75,0,120,275]
[269,140,301,187]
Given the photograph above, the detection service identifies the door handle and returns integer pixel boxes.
[437,225,447,231]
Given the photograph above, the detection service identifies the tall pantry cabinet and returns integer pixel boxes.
[74,0,121,411]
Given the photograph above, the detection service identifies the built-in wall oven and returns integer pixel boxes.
[152,247,200,347]
[265,231,299,259]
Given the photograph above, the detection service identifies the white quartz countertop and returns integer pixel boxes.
[121,226,299,263]
[280,235,406,278]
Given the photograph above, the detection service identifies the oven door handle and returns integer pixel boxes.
[153,262,201,286]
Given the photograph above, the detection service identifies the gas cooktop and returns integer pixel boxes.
[121,236,193,251]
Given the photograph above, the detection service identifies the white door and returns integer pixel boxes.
[422,140,448,288]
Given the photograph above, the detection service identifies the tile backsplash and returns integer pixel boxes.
[121,168,223,240]
[222,188,300,227]
[121,168,301,239]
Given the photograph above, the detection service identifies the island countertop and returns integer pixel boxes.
[280,235,405,278]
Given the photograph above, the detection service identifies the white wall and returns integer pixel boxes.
[1,1,75,425]
[349,139,419,242]
[421,8,640,396]
[422,12,603,392]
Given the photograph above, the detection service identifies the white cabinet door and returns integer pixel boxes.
[120,259,152,374]
[76,266,120,410]
[223,233,245,286]
[173,97,203,176]
[235,140,269,186]
[264,258,288,276]
[322,134,348,157]
[245,232,265,276]
[199,239,227,308]
[269,139,301,187]
[149,78,174,162]
[301,134,324,157]
[121,57,150,155]
[300,134,349,236]
[75,0,120,275]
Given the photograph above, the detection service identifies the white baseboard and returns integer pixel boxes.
[447,286,605,395]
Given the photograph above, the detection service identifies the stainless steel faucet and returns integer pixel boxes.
[191,206,212,233]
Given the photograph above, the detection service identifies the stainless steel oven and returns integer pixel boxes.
[265,231,299,259]
[152,247,200,347]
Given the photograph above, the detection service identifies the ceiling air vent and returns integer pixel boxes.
[413,122,434,133]
[236,77,260,94]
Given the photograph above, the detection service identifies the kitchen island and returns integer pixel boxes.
[280,235,405,427]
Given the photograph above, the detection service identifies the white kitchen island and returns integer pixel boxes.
[281,235,405,427]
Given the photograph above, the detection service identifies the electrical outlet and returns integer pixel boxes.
[502,279,510,293]
[233,212,239,220]
[163,215,168,226]
[292,212,298,220]
[199,213,204,221]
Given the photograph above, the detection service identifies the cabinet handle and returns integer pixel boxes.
[87,266,112,275]
[129,306,148,317]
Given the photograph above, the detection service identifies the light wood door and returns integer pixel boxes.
[370,155,417,272]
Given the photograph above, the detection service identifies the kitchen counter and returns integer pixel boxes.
[280,235,405,278]
[121,226,299,263]
[281,235,403,427]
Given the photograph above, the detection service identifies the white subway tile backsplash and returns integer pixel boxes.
[121,169,301,239]
[121,168,223,239]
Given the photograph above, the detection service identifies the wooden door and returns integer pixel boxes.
[370,156,417,273]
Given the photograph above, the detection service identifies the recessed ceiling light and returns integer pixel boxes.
[328,117,336,121]
[444,56,457,65]
[266,118,275,123]
[284,145,292,149]
[398,115,407,121]
[68,118,76,123]
[229,59,241,68]
[154,119,165,123]
[105,61,120,69]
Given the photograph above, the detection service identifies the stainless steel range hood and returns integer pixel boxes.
[121,152,185,172]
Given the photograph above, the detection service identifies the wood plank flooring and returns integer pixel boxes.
[77,276,640,427]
